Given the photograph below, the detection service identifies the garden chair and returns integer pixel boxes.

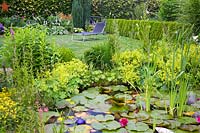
[72,21,106,41]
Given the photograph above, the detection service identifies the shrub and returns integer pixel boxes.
[35,59,88,106]
[0,25,60,76]
[105,19,191,42]
[0,88,19,130]
[92,0,137,19]
[180,0,200,34]
[112,50,144,86]
[58,47,75,63]
[158,0,181,21]
[84,35,118,70]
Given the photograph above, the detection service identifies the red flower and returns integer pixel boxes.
[119,118,128,127]
[196,116,200,123]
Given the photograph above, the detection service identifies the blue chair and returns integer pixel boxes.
[72,21,106,41]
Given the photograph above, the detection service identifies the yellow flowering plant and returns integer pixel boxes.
[0,88,19,130]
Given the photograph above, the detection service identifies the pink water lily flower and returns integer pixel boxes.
[43,107,49,112]
[196,116,200,123]
[119,118,128,127]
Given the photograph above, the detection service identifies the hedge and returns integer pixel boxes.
[105,19,191,41]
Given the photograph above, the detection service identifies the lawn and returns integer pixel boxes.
[1,34,143,58]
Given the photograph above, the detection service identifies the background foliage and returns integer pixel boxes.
[0,0,72,18]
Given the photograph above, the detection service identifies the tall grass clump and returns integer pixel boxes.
[84,35,119,70]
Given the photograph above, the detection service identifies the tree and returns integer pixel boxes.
[158,0,181,21]
[72,0,91,29]
[181,0,200,34]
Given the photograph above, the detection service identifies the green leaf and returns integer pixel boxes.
[45,124,68,133]
[126,121,149,132]
[42,111,60,123]
[55,99,76,109]
[111,85,128,92]
[73,125,92,133]
[73,106,88,112]
[104,120,121,130]
[71,95,88,105]
[178,117,197,125]
[91,122,105,130]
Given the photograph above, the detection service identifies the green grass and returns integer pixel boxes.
[50,34,143,58]
[0,34,143,58]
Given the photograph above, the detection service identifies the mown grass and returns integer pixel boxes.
[50,34,143,58]
[0,34,143,58]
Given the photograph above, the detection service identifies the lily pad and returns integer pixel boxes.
[95,114,115,122]
[104,120,121,130]
[71,95,88,105]
[111,85,128,92]
[135,111,150,121]
[73,106,88,112]
[73,125,92,133]
[121,112,136,119]
[42,111,60,123]
[109,105,129,113]
[45,124,68,133]
[91,122,105,130]
[55,99,76,109]
[167,120,181,129]
[126,121,149,132]
[179,125,200,132]
[114,93,133,101]
[178,117,197,125]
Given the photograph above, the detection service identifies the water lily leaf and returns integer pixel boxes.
[116,128,128,133]
[129,104,137,111]
[45,124,68,133]
[71,95,88,105]
[135,111,150,121]
[167,120,181,129]
[121,112,136,119]
[134,122,149,131]
[64,119,76,125]
[73,125,92,133]
[95,114,115,122]
[42,111,60,123]
[55,99,76,109]
[126,121,136,130]
[178,117,197,125]
[109,105,129,113]
[73,106,88,112]
[179,125,200,132]
[150,110,170,120]
[111,85,128,92]
[94,95,111,103]
[102,128,128,133]
[91,122,105,130]
[104,120,121,130]
[126,121,149,131]
[87,102,112,112]
[114,93,132,101]
[105,115,115,121]
[95,114,105,121]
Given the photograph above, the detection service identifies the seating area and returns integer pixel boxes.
[73,21,106,41]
